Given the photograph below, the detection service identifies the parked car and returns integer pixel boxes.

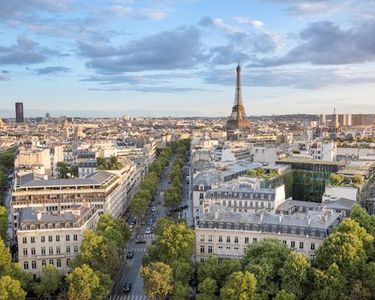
[135,239,146,244]
[123,282,132,294]
[145,227,151,234]
[126,250,134,259]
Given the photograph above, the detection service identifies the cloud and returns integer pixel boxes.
[105,5,169,20]
[0,0,73,19]
[199,17,243,34]
[35,66,71,75]
[0,74,10,81]
[251,21,375,67]
[0,35,61,65]
[84,26,205,72]
[203,66,375,89]
[233,17,264,29]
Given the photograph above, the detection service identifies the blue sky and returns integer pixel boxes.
[1,0,375,117]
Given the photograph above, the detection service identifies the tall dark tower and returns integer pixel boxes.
[15,102,24,123]
[226,63,250,132]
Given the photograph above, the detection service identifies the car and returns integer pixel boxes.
[126,250,134,259]
[151,207,156,212]
[145,227,151,234]
[123,282,132,293]
[135,239,146,244]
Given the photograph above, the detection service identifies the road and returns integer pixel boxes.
[108,158,174,300]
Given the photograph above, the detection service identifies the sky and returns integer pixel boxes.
[1,0,375,117]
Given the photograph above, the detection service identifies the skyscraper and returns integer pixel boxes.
[15,102,24,123]
[226,63,251,131]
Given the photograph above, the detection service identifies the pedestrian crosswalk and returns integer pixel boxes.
[132,247,146,252]
[110,294,148,300]
[137,233,155,239]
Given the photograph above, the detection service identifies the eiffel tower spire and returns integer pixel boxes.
[227,63,250,131]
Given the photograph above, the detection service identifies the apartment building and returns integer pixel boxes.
[202,181,286,214]
[195,206,341,262]
[11,161,145,233]
[17,205,99,277]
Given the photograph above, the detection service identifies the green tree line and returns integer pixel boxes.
[194,203,375,300]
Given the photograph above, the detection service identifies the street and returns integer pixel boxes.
[109,156,178,300]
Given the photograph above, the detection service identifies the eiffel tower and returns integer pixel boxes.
[226,63,251,132]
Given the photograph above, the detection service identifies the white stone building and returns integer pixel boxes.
[17,205,99,277]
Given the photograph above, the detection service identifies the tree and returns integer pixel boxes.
[279,252,310,298]
[154,222,195,263]
[309,264,348,300]
[164,186,182,208]
[72,230,120,278]
[0,238,12,276]
[172,281,189,300]
[242,239,290,297]
[198,255,218,283]
[197,277,218,300]
[333,218,374,258]
[216,259,241,287]
[171,260,193,284]
[351,204,375,236]
[315,232,366,274]
[329,173,343,185]
[129,196,149,222]
[33,265,62,298]
[220,271,257,300]
[0,275,26,300]
[274,290,296,300]
[0,206,7,242]
[96,214,130,253]
[352,175,364,185]
[141,262,173,299]
[67,265,109,300]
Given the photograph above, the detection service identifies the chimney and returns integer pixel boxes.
[260,210,264,223]
[307,214,311,226]
[214,209,220,220]
[36,211,42,221]
[279,212,283,224]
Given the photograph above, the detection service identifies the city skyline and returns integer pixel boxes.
[1,0,375,117]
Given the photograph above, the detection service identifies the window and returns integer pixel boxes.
[299,242,304,249]
[218,236,223,243]
[291,241,295,248]
[234,247,239,250]
[245,237,249,244]
[41,236,45,243]
[67,258,70,266]
[74,245,78,253]
[23,248,28,256]
[200,245,205,253]
[253,238,257,242]
[208,235,212,242]
[199,193,204,199]
[56,246,61,255]
[31,247,35,255]
[49,259,54,266]
[23,261,29,270]
[48,236,53,242]
[41,247,46,256]
[218,246,223,249]
[31,237,35,243]
[56,235,60,242]
[66,235,70,241]
[200,235,205,242]
[282,240,287,245]
[57,259,61,268]
[49,247,53,255]
[226,236,231,243]
[22,237,27,244]
[66,246,71,254]
[226,246,231,250]
[32,261,36,269]
[73,234,78,241]
[208,246,213,253]
[310,243,315,250]
[234,237,239,243]
[42,260,46,267]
